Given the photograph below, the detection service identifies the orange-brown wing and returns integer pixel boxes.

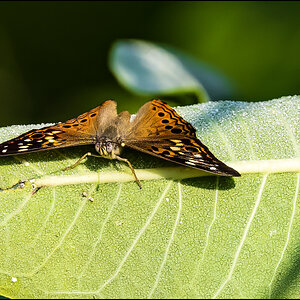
[124,100,240,177]
[0,100,117,156]
[126,99,197,139]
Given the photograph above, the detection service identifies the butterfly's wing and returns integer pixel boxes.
[0,100,117,156]
[124,100,240,177]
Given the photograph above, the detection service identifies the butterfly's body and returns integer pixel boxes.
[0,100,240,187]
[95,137,124,159]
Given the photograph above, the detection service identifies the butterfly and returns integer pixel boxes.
[0,100,240,188]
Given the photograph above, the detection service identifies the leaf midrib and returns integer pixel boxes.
[5,158,297,189]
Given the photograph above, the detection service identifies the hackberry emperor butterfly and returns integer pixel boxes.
[0,100,240,187]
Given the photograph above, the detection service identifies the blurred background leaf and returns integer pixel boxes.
[0,2,300,126]
[109,39,234,105]
[109,39,210,105]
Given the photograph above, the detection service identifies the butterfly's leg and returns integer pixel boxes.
[115,156,142,189]
[63,152,101,171]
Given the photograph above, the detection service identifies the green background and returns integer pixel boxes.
[0,1,300,126]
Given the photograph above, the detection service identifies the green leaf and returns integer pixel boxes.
[0,96,299,299]
[109,39,211,104]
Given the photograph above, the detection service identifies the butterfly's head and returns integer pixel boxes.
[95,138,123,159]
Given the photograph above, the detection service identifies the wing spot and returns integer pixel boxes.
[165,125,173,130]
[162,150,170,155]
[80,119,88,123]
[170,147,181,151]
[181,139,193,145]
[171,128,182,134]
[210,166,217,170]
[189,159,200,163]
[72,124,79,127]
[18,143,23,146]
[90,113,97,117]
[63,125,72,128]
[31,133,44,139]
[158,112,165,117]
[151,146,159,152]
[2,149,7,153]
[162,119,169,123]
[19,145,29,149]
[194,154,202,158]
[186,146,199,152]
[185,161,196,166]
[18,148,29,152]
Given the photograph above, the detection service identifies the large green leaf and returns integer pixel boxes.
[0,96,299,299]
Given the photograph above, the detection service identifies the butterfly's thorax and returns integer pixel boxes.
[95,137,123,159]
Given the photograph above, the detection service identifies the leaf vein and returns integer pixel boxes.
[148,181,182,298]
[268,173,299,298]
[213,174,268,298]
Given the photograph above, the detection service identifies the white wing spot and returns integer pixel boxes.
[188,159,200,163]
[2,149,7,153]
